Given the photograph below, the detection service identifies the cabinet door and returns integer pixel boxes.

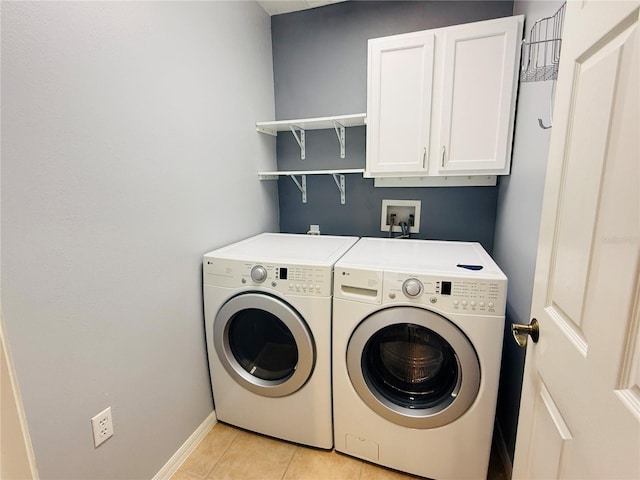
[439,16,522,175]
[365,32,434,176]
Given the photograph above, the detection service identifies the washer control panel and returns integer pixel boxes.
[383,271,506,316]
[204,257,332,297]
[402,278,423,298]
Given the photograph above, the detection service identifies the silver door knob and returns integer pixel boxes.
[512,318,539,348]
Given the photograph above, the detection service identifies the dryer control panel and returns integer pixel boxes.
[204,257,333,297]
[383,271,507,316]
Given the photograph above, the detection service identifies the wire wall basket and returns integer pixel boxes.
[521,3,566,82]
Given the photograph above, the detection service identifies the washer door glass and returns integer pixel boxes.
[214,293,315,398]
[364,323,459,409]
[347,307,480,429]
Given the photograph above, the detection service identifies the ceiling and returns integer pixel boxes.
[256,0,347,16]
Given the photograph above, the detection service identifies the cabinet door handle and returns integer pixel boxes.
[441,146,446,167]
[422,147,428,170]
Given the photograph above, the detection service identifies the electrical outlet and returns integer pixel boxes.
[91,407,114,447]
[381,199,421,233]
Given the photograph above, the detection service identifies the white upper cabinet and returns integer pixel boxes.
[365,15,524,182]
[366,31,435,174]
[439,16,522,174]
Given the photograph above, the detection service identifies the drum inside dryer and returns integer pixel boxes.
[228,308,299,381]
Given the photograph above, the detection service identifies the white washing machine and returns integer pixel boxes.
[332,238,507,479]
[203,233,358,449]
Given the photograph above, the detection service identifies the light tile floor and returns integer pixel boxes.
[171,422,508,480]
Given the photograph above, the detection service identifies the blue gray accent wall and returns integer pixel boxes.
[271,1,514,252]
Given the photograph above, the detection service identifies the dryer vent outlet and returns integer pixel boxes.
[381,199,421,233]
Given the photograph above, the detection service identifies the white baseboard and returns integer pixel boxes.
[152,411,217,480]
[494,421,513,480]
[1,314,40,480]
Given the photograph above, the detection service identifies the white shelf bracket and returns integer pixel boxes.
[256,125,277,136]
[289,126,306,160]
[333,121,346,158]
[291,174,307,203]
[332,173,346,204]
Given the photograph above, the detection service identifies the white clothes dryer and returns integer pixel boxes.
[332,238,507,479]
[203,233,358,449]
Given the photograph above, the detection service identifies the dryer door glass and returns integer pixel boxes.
[346,307,480,429]
[228,308,298,381]
[214,293,316,398]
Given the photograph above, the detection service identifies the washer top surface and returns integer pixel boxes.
[335,237,505,279]
[205,233,359,266]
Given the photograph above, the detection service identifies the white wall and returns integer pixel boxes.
[0,2,278,478]
[493,0,564,466]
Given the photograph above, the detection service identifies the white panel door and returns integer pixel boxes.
[513,2,640,479]
[439,16,522,175]
[365,32,434,176]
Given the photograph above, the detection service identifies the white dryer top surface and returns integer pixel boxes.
[336,237,506,279]
[204,233,359,266]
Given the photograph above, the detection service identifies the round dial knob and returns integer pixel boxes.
[402,278,423,298]
[250,265,267,283]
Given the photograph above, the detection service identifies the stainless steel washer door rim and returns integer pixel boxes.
[346,307,480,428]
[214,293,315,398]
